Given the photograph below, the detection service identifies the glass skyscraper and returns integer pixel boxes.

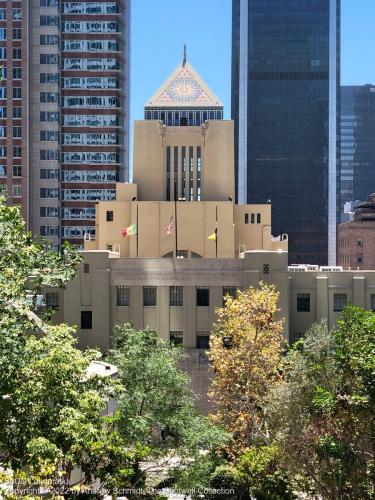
[340,85,375,222]
[232,0,340,265]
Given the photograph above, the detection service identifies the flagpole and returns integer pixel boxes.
[136,203,139,258]
[175,199,178,258]
[215,204,218,258]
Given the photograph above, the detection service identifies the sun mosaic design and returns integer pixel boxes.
[167,78,202,102]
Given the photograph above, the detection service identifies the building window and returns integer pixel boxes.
[12,9,21,20]
[13,29,21,40]
[13,88,21,99]
[357,237,363,247]
[297,293,310,312]
[245,213,249,224]
[196,331,210,349]
[13,126,21,138]
[143,286,157,306]
[13,165,21,177]
[117,286,130,306]
[334,293,347,312]
[13,107,21,119]
[176,250,188,259]
[81,311,92,330]
[12,185,21,198]
[170,331,183,345]
[251,213,255,224]
[40,15,58,26]
[106,210,114,222]
[13,48,21,60]
[170,286,183,306]
[40,34,59,46]
[13,146,22,158]
[223,286,237,306]
[197,287,209,306]
[45,292,59,310]
[257,213,261,224]
[357,254,363,264]
[371,294,375,312]
[83,263,90,273]
[12,68,21,80]
[40,188,59,199]
[40,207,59,218]
[263,264,270,274]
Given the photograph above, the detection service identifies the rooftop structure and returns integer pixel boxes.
[144,49,223,126]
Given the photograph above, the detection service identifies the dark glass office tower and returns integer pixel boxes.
[232,0,340,265]
[340,85,375,222]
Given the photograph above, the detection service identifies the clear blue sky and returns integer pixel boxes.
[131,0,375,123]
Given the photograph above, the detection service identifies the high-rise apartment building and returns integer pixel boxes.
[232,0,340,265]
[0,1,30,222]
[339,85,375,222]
[0,0,130,249]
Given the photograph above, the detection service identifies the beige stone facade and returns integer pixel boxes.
[85,182,287,259]
[49,250,375,412]
[85,116,288,259]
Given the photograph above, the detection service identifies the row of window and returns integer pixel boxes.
[0,106,22,118]
[63,77,119,89]
[63,115,119,127]
[295,292,372,313]
[40,226,95,238]
[79,308,210,349]
[62,21,120,33]
[63,170,118,182]
[116,285,238,307]
[0,8,22,20]
[0,87,22,99]
[0,146,22,158]
[62,96,121,108]
[63,58,120,71]
[0,165,22,178]
[63,133,119,145]
[0,126,22,138]
[62,2,119,14]
[39,130,120,146]
[0,48,22,60]
[63,152,119,164]
[40,188,116,200]
[0,28,22,41]
[40,207,96,220]
[244,213,262,224]
[145,108,223,126]
[62,40,120,52]
[166,145,201,202]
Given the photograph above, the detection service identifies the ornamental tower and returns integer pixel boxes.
[144,49,223,126]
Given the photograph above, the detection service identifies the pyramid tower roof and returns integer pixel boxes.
[145,60,223,109]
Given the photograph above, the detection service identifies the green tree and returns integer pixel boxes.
[109,323,228,495]
[0,197,125,496]
[269,310,375,499]
[0,194,80,306]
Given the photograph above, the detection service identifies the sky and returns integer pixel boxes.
[131,0,375,123]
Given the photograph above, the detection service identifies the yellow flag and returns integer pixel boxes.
[208,231,217,241]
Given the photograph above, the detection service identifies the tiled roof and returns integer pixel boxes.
[145,61,223,109]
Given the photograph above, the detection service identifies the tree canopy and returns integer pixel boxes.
[269,309,375,499]
[208,283,285,457]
